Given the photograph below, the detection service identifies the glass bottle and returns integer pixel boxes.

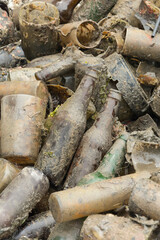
[78,132,129,186]
[35,69,98,187]
[64,89,121,188]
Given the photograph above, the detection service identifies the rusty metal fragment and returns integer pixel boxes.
[137,61,160,82]
[136,61,160,85]
[137,72,158,85]
[135,0,160,31]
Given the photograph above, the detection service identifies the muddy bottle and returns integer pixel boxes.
[129,178,160,221]
[0,167,49,239]
[50,132,127,240]
[64,89,121,188]
[35,69,98,187]
[51,0,82,23]
[1,94,46,165]
[0,81,48,106]
[78,132,129,186]
[71,0,118,22]
[49,133,127,239]
[49,171,151,223]
[14,211,55,240]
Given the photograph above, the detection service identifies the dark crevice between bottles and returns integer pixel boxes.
[0,1,9,15]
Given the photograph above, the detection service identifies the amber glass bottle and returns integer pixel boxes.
[64,89,121,188]
[51,0,81,23]
[35,69,98,187]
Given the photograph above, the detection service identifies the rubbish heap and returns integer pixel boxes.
[0,0,160,239]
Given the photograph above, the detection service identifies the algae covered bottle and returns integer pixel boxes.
[35,69,98,187]
[64,89,121,188]
[71,0,118,22]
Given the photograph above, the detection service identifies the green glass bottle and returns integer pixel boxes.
[64,89,121,188]
[78,132,129,186]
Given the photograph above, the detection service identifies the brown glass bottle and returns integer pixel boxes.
[64,89,121,188]
[51,0,81,23]
[35,69,98,187]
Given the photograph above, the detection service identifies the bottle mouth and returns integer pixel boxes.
[59,20,102,49]
[108,89,121,101]
[19,1,60,26]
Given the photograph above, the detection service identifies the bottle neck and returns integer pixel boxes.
[94,97,119,129]
[72,71,96,111]
[60,70,97,116]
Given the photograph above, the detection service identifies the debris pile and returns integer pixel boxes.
[0,0,160,239]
